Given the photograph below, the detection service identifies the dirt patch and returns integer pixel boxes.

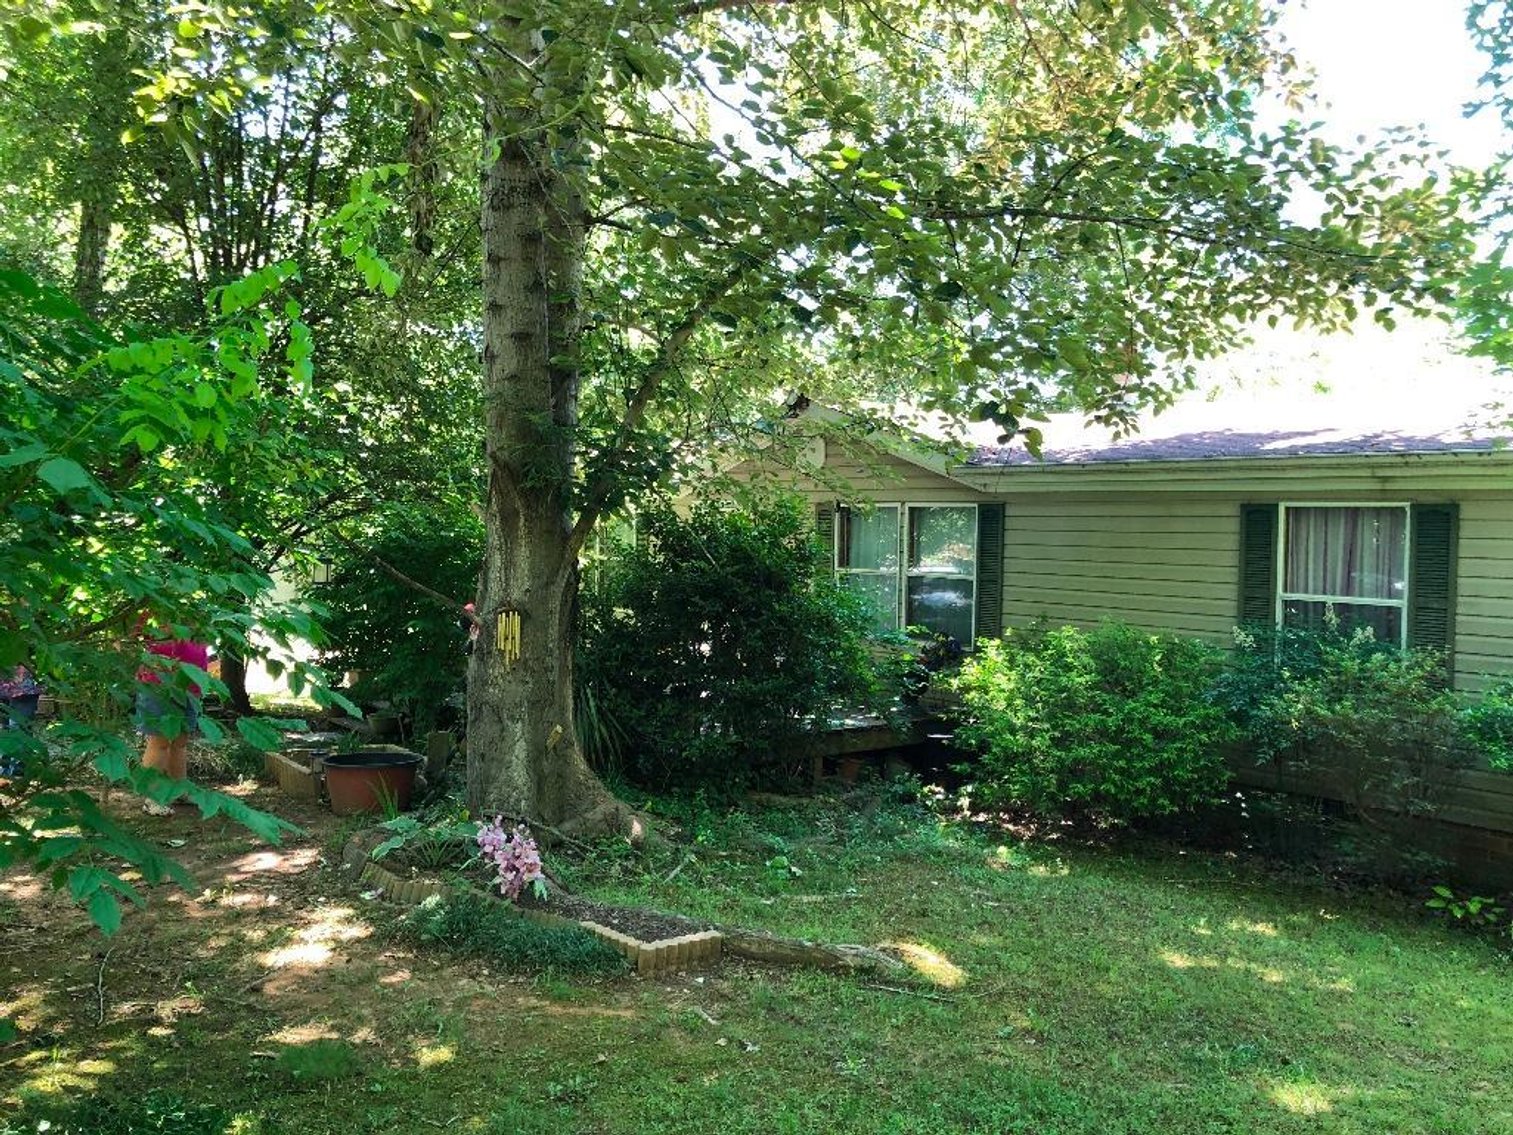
[528,893,713,943]
[0,777,576,1112]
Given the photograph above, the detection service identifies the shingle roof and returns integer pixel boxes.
[964,324,1512,467]
[969,425,1510,466]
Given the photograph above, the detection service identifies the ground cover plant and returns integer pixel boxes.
[3,780,1509,1135]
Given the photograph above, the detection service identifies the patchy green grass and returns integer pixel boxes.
[3,788,1510,1134]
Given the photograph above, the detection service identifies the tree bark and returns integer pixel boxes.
[405,84,440,257]
[70,29,131,316]
[466,90,640,838]
[73,195,111,317]
[218,652,255,717]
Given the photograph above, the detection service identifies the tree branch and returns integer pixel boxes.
[328,529,476,621]
[565,258,763,559]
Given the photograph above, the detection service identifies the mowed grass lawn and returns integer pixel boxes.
[4,788,1510,1134]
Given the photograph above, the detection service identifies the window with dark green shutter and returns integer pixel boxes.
[1238,504,1278,627]
[1238,502,1458,659]
[814,501,835,551]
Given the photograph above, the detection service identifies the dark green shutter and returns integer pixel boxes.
[815,501,836,560]
[974,503,1005,643]
[1238,504,1278,626]
[1408,503,1458,656]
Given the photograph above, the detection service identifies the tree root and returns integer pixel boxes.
[552,798,663,850]
[718,928,904,974]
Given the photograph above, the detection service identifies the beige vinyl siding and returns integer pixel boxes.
[1457,499,1513,694]
[991,489,1513,695]
[726,430,1513,694]
[1001,500,1239,641]
[724,443,990,505]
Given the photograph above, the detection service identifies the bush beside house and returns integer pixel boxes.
[948,624,1236,823]
[316,502,482,735]
[942,618,1511,837]
[577,496,882,791]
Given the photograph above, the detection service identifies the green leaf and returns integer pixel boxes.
[236,716,285,752]
[67,864,109,902]
[0,442,48,467]
[92,749,131,780]
[36,835,84,865]
[35,456,93,495]
[312,686,362,717]
[88,888,122,935]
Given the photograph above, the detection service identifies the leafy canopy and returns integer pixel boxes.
[40,0,1479,496]
[0,264,356,933]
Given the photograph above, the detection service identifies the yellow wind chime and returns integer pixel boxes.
[496,608,522,668]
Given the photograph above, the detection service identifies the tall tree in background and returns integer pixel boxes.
[1464,0,1513,370]
[6,1,1477,834]
[0,10,485,708]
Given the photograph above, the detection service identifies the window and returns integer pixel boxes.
[1278,504,1409,646]
[836,505,899,634]
[906,505,977,643]
[836,504,978,642]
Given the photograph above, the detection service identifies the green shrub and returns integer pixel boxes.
[316,501,481,734]
[949,623,1235,823]
[1210,622,1400,744]
[401,892,629,974]
[1229,624,1469,820]
[577,495,881,791]
[1461,678,1513,771]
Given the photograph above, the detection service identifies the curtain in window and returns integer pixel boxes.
[837,507,898,571]
[1284,507,1406,600]
[837,507,899,632]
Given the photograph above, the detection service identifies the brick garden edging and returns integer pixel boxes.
[340,833,900,977]
[342,836,723,976]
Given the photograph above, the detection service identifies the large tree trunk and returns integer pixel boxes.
[217,652,256,717]
[70,29,131,316]
[466,94,638,838]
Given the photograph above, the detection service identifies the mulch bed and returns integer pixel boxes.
[360,834,712,944]
[526,892,713,944]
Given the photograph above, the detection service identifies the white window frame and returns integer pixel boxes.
[904,503,979,644]
[834,502,979,643]
[1275,502,1411,649]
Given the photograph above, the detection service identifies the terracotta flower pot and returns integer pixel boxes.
[322,749,422,815]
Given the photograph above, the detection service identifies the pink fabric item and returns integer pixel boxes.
[140,639,211,694]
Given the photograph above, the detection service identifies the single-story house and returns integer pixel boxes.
[727,349,1513,697]
[726,348,1513,881]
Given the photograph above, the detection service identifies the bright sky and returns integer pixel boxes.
[1276,0,1506,166]
[1157,2,1513,438]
